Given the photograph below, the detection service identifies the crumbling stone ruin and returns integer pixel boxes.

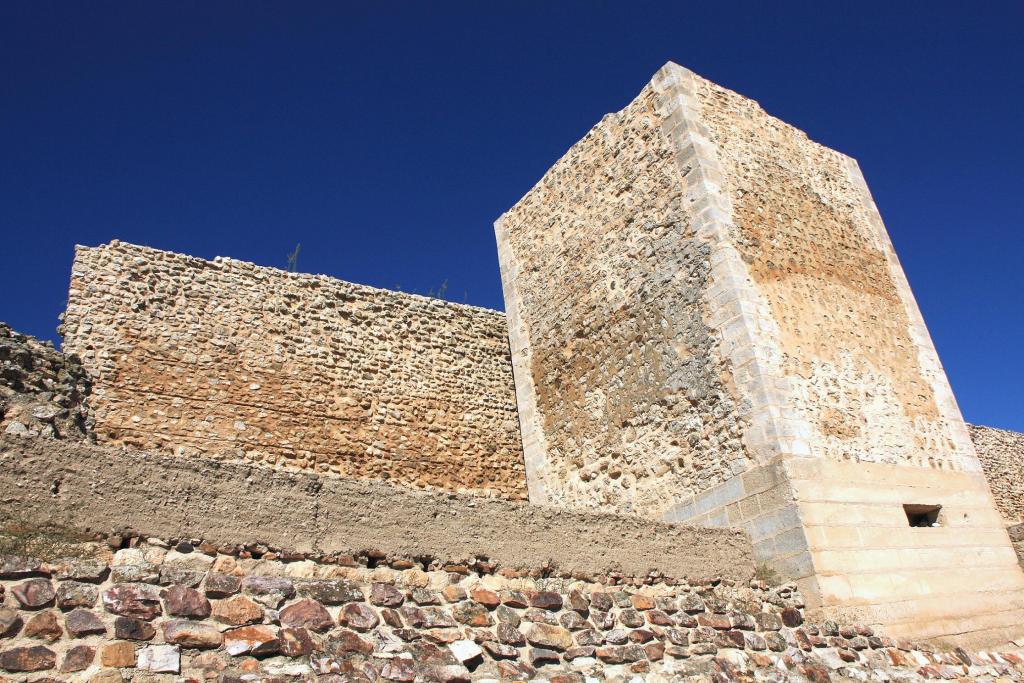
[2,62,1024,681]
[0,323,92,442]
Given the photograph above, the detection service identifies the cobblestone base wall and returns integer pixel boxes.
[2,539,1024,683]
[969,424,1024,524]
[61,242,526,499]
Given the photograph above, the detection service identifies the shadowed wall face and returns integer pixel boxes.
[61,241,527,499]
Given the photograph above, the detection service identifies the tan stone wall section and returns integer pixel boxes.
[61,241,527,499]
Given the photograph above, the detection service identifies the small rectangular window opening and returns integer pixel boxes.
[904,504,942,527]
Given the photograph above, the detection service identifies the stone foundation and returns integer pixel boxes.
[2,537,1024,682]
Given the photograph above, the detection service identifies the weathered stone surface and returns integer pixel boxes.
[325,629,373,656]
[0,608,23,639]
[158,556,209,587]
[0,322,92,442]
[399,606,456,629]
[0,555,45,579]
[278,627,315,657]
[162,619,223,649]
[162,584,211,618]
[241,576,294,608]
[100,640,136,667]
[380,657,417,681]
[530,591,563,611]
[369,582,404,607]
[501,590,529,608]
[279,599,333,632]
[452,601,491,627]
[340,603,379,631]
[448,639,483,664]
[113,616,155,641]
[497,622,525,646]
[524,623,573,651]
[60,644,95,672]
[971,425,1024,524]
[56,581,98,609]
[482,641,519,659]
[0,645,57,672]
[204,571,241,598]
[410,587,440,605]
[24,611,63,641]
[211,595,263,626]
[137,644,179,673]
[223,625,280,656]
[470,588,500,608]
[62,241,527,499]
[102,584,162,620]
[529,647,560,666]
[12,578,55,609]
[296,579,361,605]
[64,608,105,637]
[55,559,108,583]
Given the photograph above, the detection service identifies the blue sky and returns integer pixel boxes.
[1,2,1021,430]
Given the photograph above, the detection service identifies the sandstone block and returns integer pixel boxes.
[12,578,55,609]
[102,584,162,620]
[64,608,105,637]
[162,584,211,618]
[340,602,379,631]
[223,625,280,656]
[100,641,136,667]
[203,571,241,598]
[162,619,223,649]
[113,616,155,641]
[524,623,573,651]
[60,644,95,672]
[137,644,179,673]
[56,581,98,609]
[279,598,333,632]
[0,645,56,672]
[211,595,263,626]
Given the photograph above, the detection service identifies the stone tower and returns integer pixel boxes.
[495,62,1024,646]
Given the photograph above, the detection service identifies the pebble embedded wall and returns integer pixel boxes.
[970,424,1024,524]
[496,84,752,516]
[3,541,1024,683]
[61,242,526,499]
[690,76,972,471]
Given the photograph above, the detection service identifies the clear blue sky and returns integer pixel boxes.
[1,2,1021,431]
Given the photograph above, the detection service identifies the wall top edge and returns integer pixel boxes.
[72,240,506,318]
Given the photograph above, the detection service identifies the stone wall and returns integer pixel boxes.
[0,323,92,442]
[970,424,1024,524]
[61,241,526,499]
[3,539,1024,683]
[495,62,1024,647]
[690,75,973,472]
[496,83,752,516]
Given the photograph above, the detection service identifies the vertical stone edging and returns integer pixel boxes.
[494,216,550,505]
[650,63,813,466]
